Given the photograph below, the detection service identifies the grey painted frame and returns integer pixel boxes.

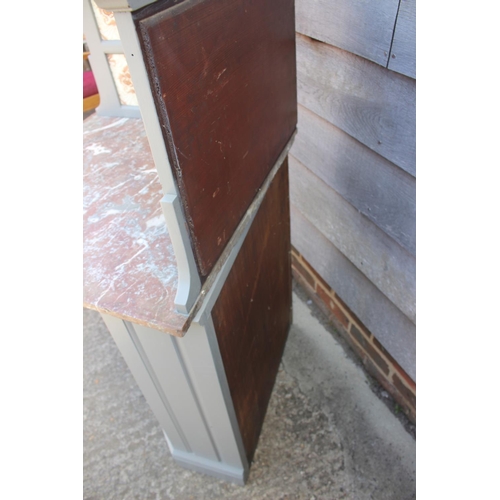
[95,154,292,483]
[97,196,264,484]
[83,0,141,118]
[95,0,158,11]
[100,312,250,484]
[87,0,296,482]
[107,9,202,314]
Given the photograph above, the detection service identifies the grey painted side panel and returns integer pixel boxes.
[100,313,189,451]
[296,34,416,177]
[290,207,416,381]
[177,320,249,472]
[172,448,246,485]
[289,156,415,324]
[291,105,415,256]
[133,323,220,461]
[295,0,399,67]
[100,312,248,483]
[388,0,416,79]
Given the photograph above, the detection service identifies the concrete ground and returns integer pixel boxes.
[83,286,415,499]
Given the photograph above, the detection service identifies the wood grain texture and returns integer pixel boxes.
[211,161,292,463]
[289,156,415,324]
[134,0,297,278]
[295,0,399,67]
[388,0,416,79]
[291,105,416,255]
[83,93,100,112]
[296,33,415,177]
[291,206,415,381]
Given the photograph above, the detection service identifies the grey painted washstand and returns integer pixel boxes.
[83,0,296,484]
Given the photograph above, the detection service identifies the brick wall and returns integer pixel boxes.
[291,247,416,423]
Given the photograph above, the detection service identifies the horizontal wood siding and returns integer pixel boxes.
[296,33,416,177]
[290,105,416,256]
[291,206,416,381]
[295,0,399,67]
[291,9,416,380]
[388,0,416,79]
[289,156,415,325]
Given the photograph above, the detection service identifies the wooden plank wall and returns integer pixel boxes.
[291,0,416,380]
[389,0,417,79]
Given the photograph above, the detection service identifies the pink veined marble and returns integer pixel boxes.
[83,113,188,336]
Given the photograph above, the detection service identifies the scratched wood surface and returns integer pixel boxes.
[134,0,297,278]
[291,206,416,381]
[296,33,416,177]
[290,105,416,256]
[211,161,292,462]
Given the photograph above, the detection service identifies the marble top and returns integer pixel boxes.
[83,113,188,335]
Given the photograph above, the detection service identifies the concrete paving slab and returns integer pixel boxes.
[83,290,415,499]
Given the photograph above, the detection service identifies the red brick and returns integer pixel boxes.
[392,360,416,393]
[316,273,333,295]
[371,337,415,392]
[331,303,349,329]
[316,283,334,310]
[291,255,315,289]
[372,336,391,358]
[350,324,389,375]
[363,356,390,387]
[308,263,334,294]
[393,372,416,410]
[292,267,315,296]
[316,285,350,329]
[349,322,370,342]
[291,246,301,260]
[355,354,417,424]
[332,292,358,324]
[293,275,416,422]
[351,320,371,340]
[301,256,332,293]
[346,333,368,364]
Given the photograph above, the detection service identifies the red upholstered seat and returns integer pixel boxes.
[83,70,98,98]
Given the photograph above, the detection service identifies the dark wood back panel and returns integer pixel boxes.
[211,160,292,463]
[134,0,297,277]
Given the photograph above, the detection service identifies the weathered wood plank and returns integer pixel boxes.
[212,161,292,463]
[291,206,416,381]
[296,33,416,176]
[388,0,416,79]
[289,156,415,324]
[295,0,399,67]
[134,0,297,277]
[291,105,416,255]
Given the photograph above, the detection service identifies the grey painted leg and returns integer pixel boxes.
[100,313,249,485]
